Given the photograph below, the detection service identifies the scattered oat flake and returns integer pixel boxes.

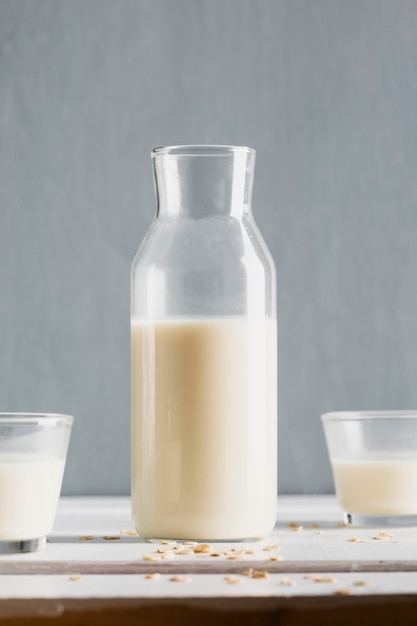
[288,522,300,528]
[161,553,174,560]
[78,536,93,541]
[182,541,197,545]
[245,550,255,554]
[145,573,161,580]
[252,571,269,579]
[227,555,245,560]
[121,530,138,536]
[263,545,279,551]
[347,537,361,543]
[224,576,242,584]
[280,578,295,586]
[312,576,337,584]
[177,549,193,555]
[210,552,223,557]
[304,574,337,583]
[373,531,394,540]
[354,580,372,587]
[241,568,254,577]
[334,589,353,596]
[269,555,283,561]
[103,536,120,541]
[170,576,191,583]
[287,523,303,532]
[69,575,83,581]
[228,548,246,555]
[143,554,162,561]
[337,522,347,528]
[193,543,212,553]
[307,524,320,528]
[161,540,176,545]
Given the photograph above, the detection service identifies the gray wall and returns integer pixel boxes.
[1,0,417,495]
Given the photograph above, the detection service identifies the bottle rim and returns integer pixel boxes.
[152,145,255,158]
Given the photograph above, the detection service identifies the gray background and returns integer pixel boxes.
[1,0,416,495]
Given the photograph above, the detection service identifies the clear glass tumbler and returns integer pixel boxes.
[322,411,417,526]
[131,145,277,541]
[0,413,73,553]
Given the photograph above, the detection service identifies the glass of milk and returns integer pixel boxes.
[131,146,277,541]
[0,413,73,553]
[322,411,417,526]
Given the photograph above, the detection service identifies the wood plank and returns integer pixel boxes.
[0,596,417,626]
[0,596,416,626]
[0,574,417,625]
[1,496,416,574]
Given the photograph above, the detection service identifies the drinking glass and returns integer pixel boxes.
[0,413,73,553]
[322,411,417,526]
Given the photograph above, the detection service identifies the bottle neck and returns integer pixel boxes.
[152,146,255,219]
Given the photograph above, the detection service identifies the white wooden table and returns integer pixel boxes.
[0,496,416,625]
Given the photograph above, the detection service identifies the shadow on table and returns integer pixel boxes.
[273,521,347,531]
[49,522,349,544]
[47,536,147,544]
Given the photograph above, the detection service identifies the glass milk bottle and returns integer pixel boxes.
[131,145,277,540]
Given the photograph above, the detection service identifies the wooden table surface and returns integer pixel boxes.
[0,496,416,625]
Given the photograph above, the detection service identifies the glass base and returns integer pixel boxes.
[344,512,417,527]
[0,536,46,554]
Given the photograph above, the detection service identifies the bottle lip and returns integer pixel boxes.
[152,145,255,158]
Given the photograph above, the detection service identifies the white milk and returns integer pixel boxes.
[332,458,417,516]
[0,455,65,541]
[131,317,277,540]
